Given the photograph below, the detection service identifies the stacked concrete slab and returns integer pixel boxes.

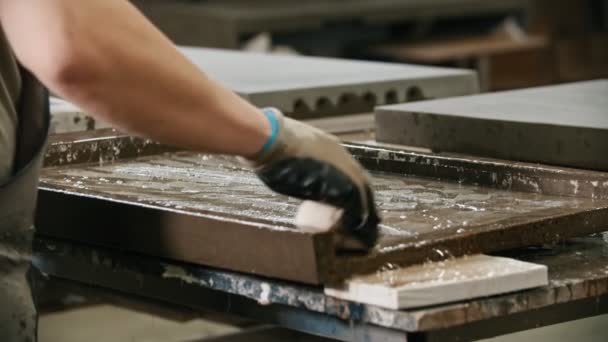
[179,47,477,118]
[51,46,478,133]
[376,80,608,171]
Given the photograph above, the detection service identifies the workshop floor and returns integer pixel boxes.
[39,305,608,341]
[39,305,241,342]
[481,314,608,342]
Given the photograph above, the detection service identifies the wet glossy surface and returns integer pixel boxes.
[40,152,605,249]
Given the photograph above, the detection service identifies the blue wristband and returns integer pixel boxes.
[256,108,280,156]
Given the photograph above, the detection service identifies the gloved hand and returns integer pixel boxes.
[246,108,380,250]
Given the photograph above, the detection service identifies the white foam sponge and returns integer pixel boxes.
[295,201,344,233]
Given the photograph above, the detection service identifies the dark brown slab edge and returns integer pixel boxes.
[37,130,608,284]
[37,189,330,284]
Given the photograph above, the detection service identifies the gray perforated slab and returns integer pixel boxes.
[376,80,608,171]
[179,47,477,118]
[50,48,476,131]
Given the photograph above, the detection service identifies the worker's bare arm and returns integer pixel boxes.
[0,0,381,242]
[0,0,269,156]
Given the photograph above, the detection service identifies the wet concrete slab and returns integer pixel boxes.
[36,131,608,284]
[41,152,604,241]
[182,47,478,119]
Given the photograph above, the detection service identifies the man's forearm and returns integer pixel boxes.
[0,0,270,156]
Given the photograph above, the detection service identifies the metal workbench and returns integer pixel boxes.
[34,233,608,342]
[35,130,608,285]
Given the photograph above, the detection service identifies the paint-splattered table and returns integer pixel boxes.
[33,234,608,342]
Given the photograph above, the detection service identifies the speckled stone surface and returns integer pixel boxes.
[36,132,608,284]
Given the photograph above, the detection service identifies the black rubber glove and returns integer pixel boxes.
[246,108,380,249]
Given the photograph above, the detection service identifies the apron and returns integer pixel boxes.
[0,66,49,342]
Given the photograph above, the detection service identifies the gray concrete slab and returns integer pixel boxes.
[180,47,478,118]
[376,80,608,171]
[51,48,477,129]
